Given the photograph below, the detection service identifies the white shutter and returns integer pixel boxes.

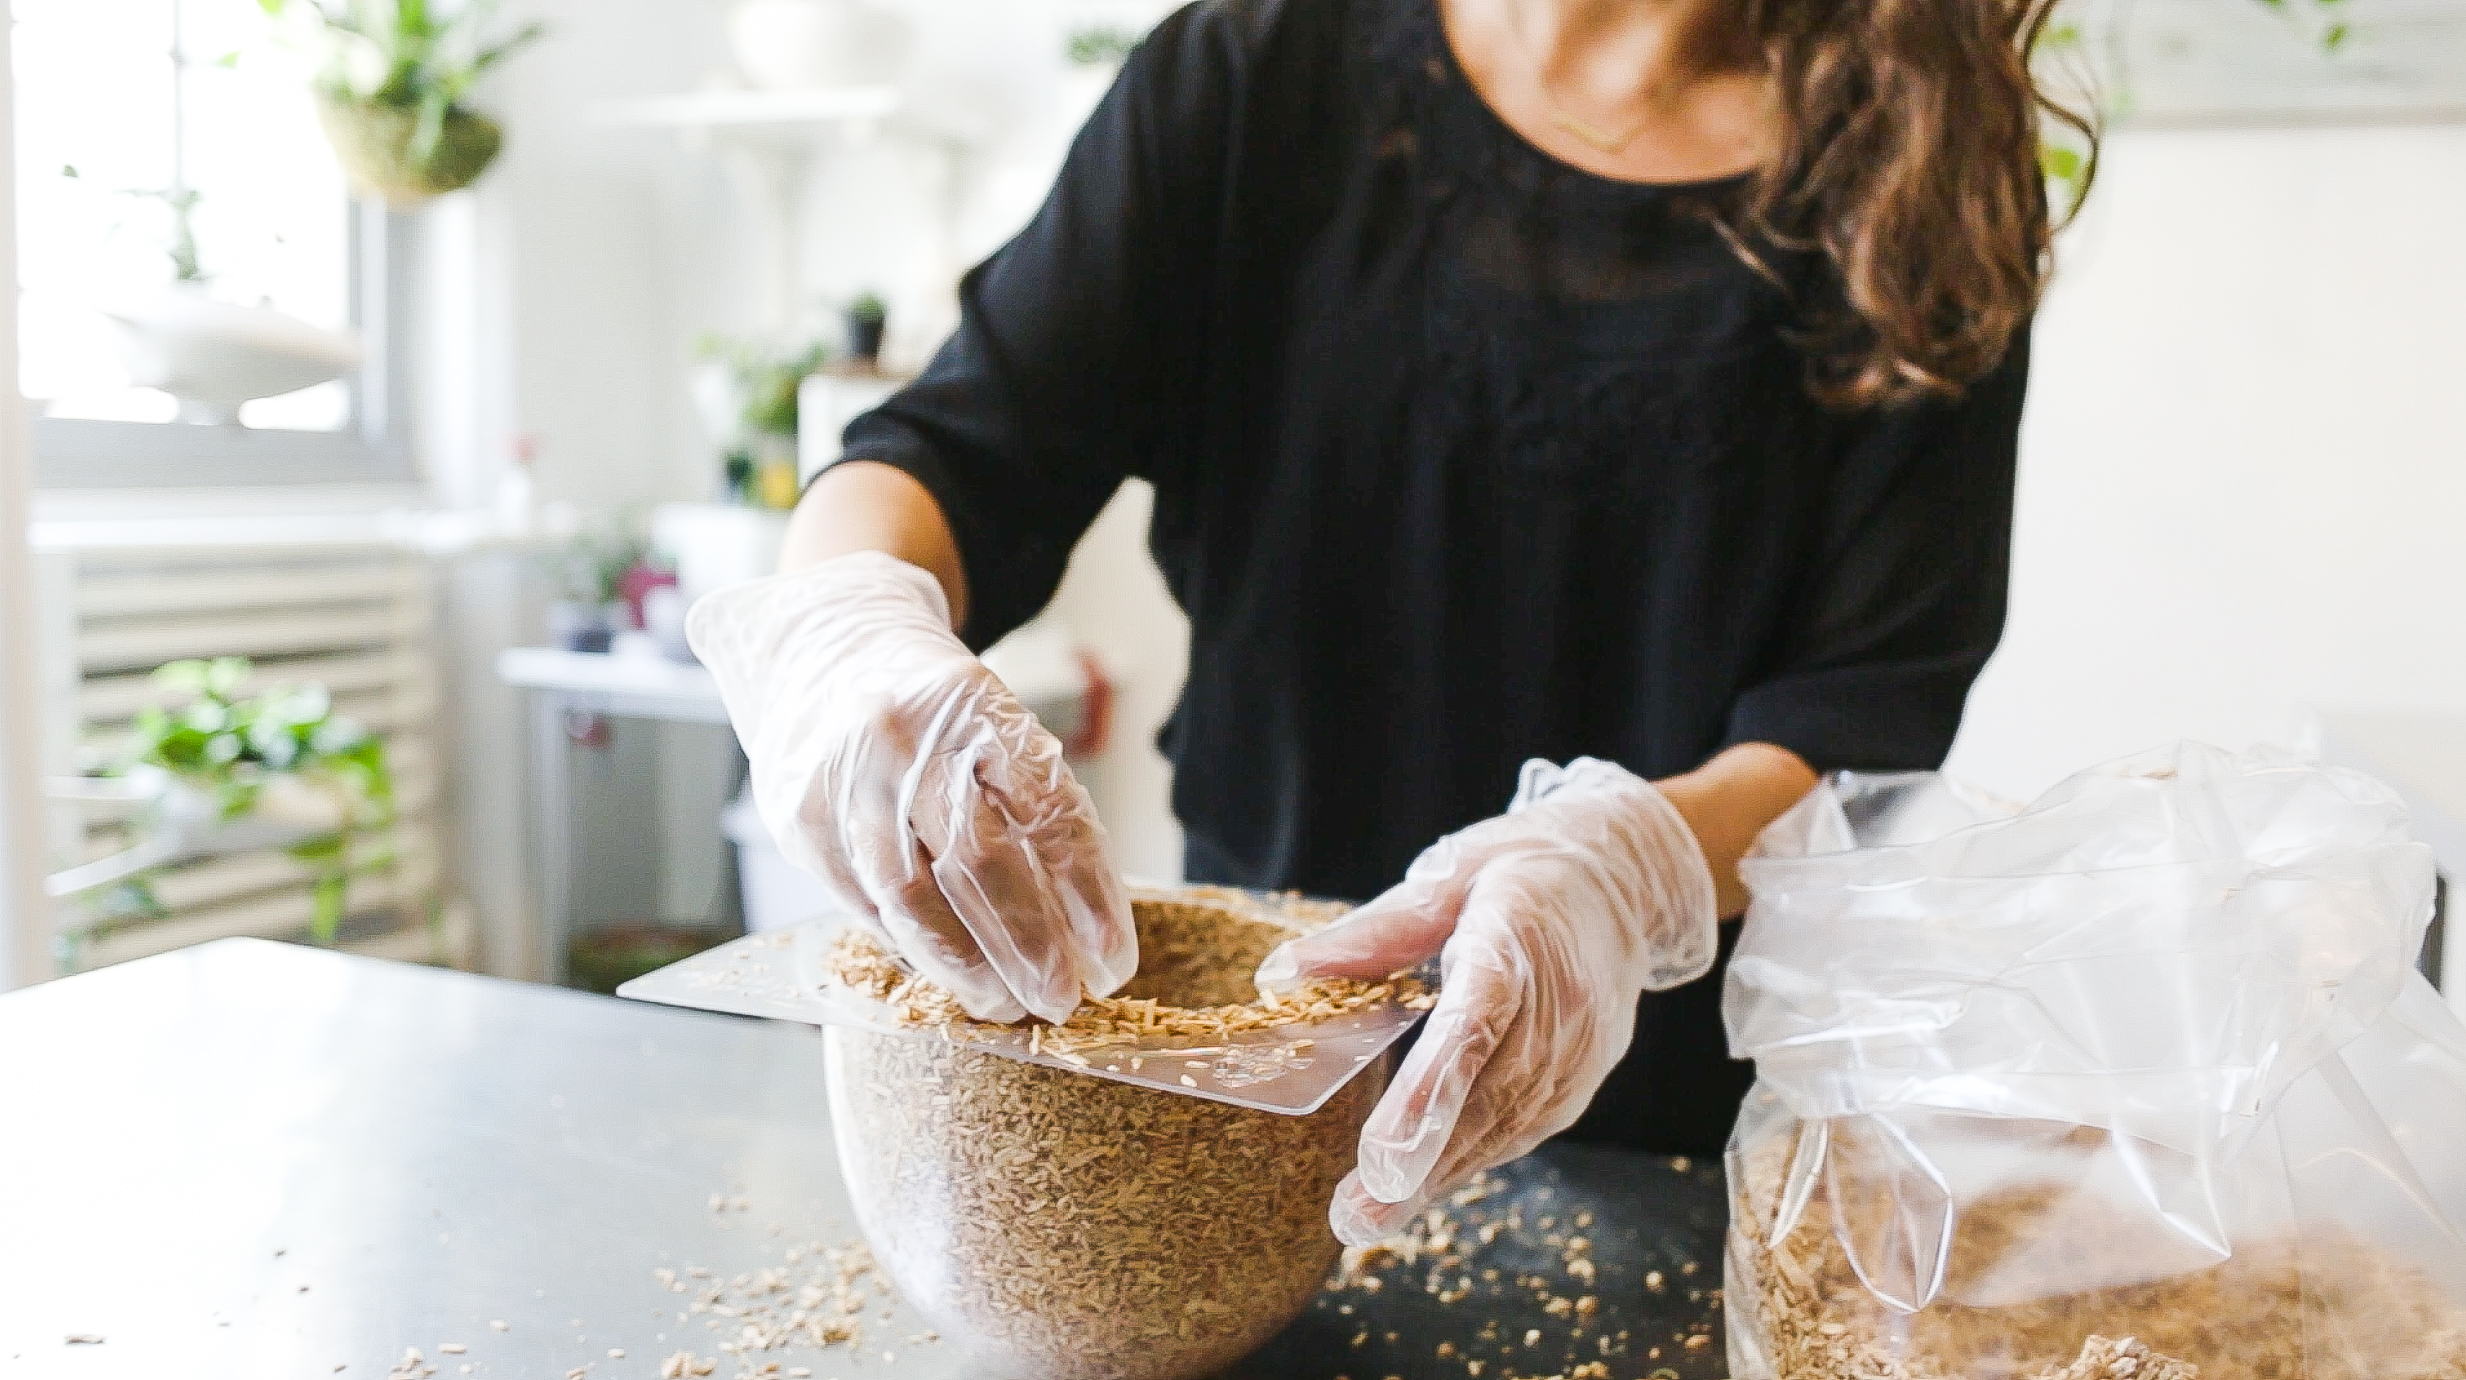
[46,540,467,972]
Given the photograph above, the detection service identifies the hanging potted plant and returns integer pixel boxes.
[261,0,545,207]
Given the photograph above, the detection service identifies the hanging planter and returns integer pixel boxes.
[316,96,504,206]
[261,1,542,207]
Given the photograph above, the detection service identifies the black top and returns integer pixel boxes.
[837,0,2027,1151]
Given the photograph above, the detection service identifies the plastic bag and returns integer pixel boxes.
[1723,742,2466,1380]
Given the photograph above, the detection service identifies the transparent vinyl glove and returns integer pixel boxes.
[687,551,1135,1024]
[1256,758,1718,1246]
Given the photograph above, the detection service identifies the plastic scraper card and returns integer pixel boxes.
[619,918,1433,1116]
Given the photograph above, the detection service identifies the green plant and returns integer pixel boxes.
[695,334,830,440]
[1065,23,1139,67]
[846,292,888,329]
[259,0,544,163]
[114,657,394,945]
[62,167,206,283]
[2257,0,2357,52]
[549,521,649,605]
[2032,0,2359,221]
[722,447,758,504]
[143,187,207,283]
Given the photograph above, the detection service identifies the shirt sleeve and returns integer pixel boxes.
[1722,331,2030,773]
[830,3,1242,651]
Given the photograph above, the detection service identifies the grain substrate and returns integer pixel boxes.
[817,883,1429,1064]
[1728,1135,2466,1380]
[821,885,1393,1380]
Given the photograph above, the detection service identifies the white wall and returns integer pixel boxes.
[453,0,735,512]
[452,0,1168,515]
[1946,123,2466,801]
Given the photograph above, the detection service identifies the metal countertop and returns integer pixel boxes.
[0,940,1726,1380]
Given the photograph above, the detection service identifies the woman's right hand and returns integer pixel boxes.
[687,550,1136,1024]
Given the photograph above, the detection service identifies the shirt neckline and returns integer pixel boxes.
[1409,0,1760,209]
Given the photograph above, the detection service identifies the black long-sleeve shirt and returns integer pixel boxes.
[836,0,2027,1151]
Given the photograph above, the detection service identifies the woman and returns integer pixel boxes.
[691,0,2084,1247]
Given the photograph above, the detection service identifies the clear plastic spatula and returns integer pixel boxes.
[618,917,1434,1117]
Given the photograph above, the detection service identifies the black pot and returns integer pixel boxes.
[846,315,885,364]
[548,600,616,654]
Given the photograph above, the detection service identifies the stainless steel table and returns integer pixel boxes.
[0,941,1728,1379]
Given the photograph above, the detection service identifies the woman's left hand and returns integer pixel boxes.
[1255,758,1720,1246]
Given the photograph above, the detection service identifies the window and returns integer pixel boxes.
[13,0,411,487]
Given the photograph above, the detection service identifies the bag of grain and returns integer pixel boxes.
[1723,742,2466,1380]
[819,884,1419,1380]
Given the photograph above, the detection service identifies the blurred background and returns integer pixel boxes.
[3,0,2460,998]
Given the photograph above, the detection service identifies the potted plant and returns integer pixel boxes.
[260,0,544,207]
[694,334,830,510]
[546,523,646,653]
[843,292,888,366]
[106,657,395,948]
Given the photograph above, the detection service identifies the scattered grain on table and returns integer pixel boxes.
[662,1232,889,1365]
[1321,1161,1732,1380]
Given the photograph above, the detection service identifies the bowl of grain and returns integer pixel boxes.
[820,885,1396,1380]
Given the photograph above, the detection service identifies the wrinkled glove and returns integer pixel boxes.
[686,551,1135,1024]
[1255,758,1718,1246]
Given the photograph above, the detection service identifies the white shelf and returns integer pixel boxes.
[590,86,904,133]
[590,81,974,337]
[497,646,727,724]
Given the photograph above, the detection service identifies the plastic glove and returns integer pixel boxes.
[1255,757,1718,1246]
[686,550,1135,1024]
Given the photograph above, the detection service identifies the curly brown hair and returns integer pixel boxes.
[1725,0,2096,409]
